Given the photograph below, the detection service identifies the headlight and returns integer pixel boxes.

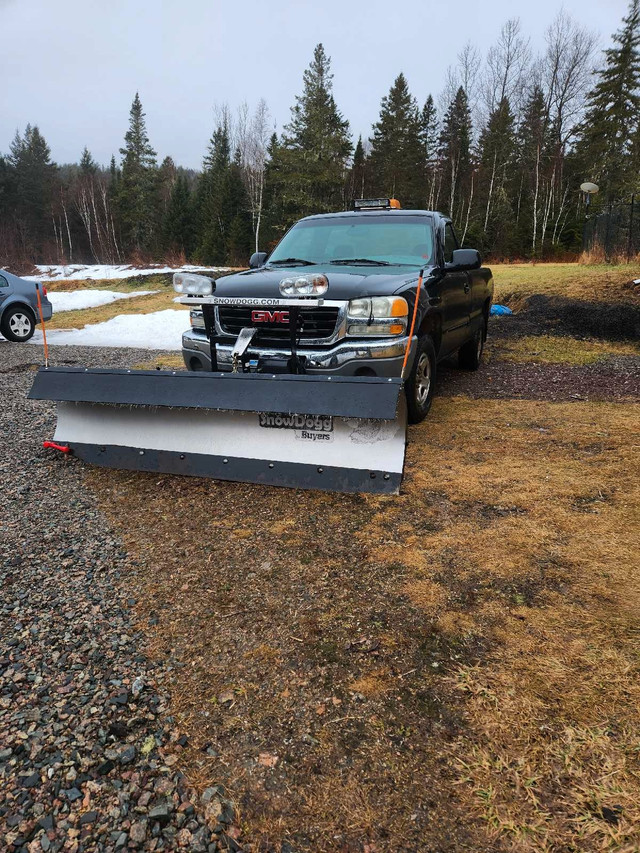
[279,274,328,296]
[173,273,214,295]
[347,296,408,336]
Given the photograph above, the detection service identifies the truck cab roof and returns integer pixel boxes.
[298,209,443,223]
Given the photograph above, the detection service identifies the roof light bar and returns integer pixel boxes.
[353,198,402,211]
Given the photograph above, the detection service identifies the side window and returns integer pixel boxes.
[443,223,458,263]
[0,275,8,288]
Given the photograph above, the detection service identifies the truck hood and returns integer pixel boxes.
[212,264,435,301]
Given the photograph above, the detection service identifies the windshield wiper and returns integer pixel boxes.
[268,257,315,266]
[329,258,391,266]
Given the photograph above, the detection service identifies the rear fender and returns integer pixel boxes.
[0,298,36,323]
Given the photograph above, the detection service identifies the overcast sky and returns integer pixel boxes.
[0,0,629,170]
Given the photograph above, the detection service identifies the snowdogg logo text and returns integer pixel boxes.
[258,413,333,432]
[251,310,290,324]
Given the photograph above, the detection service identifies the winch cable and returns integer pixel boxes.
[401,269,424,380]
[35,282,49,368]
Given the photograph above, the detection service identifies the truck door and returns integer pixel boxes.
[468,267,487,334]
[438,222,471,356]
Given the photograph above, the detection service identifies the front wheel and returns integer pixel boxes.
[405,335,437,424]
[1,305,36,342]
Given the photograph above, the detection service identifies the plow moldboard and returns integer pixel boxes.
[31,368,408,494]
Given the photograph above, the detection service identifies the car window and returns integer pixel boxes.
[443,223,458,263]
[0,275,8,288]
[268,215,435,267]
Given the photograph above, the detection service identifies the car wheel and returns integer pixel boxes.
[458,322,485,371]
[1,305,36,342]
[405,335,437,424]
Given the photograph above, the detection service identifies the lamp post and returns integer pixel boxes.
[580,182,599,252]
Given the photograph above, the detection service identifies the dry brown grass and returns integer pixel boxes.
[491,262,640,307]
[45,291,187,330]
[132,354,186,371]
[579,242,640,267]
[369,398,640,851]
[42,273,173,293]
[84,394,640,851]
[486,334,640,365]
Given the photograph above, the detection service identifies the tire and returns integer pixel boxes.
[458,321,486,371]
[405,335,437,424]
[1,305,36,342]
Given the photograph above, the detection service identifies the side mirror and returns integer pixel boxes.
[446,248,481,271]
[249,252,268,269]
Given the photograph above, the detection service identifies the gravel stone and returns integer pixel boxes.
[64,788,83,802]
[118,745,136,764]
[130,819,148,843]
[0,344,238,851]
[79,810,98,824]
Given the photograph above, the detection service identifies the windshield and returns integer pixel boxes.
[268,214,434,267]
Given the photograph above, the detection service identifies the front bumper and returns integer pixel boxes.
[182,329,415,377]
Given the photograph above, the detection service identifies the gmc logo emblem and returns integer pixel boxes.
[251,309,290,324]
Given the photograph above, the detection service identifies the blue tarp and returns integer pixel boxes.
[490,304,513,316]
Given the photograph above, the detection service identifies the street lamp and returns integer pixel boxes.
[580,182,599,253]
[580,181,599,208]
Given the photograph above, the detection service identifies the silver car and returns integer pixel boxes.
[0,269,53,342]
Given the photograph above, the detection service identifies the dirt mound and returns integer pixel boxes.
[519,294,640,340]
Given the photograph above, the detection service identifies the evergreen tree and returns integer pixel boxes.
[118,92,158,253]
[194,126,251,264]
[368,74,424,207]
[262,133,286,246]
[270,44,352,221]
[438,87,473,226]
[420,95,439,208]
[349,136,367,200]
[476,97,517,253]
[577,0,640,202]
[195,121,232,263]
[8,125,57,256]
[516,86,551,253]
[420,95,438,162]
[158,156,177,222]
[80,146,98,175]
[163,173,194,257]
[226,151,253,265]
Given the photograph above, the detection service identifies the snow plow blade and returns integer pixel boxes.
[29,367,407,494]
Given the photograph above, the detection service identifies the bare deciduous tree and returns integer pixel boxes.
[482,18,531,116]
[236,99,271,253]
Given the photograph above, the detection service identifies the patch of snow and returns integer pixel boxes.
[23,264,230,282]
[29,309,188,350]
[48,289,156,312]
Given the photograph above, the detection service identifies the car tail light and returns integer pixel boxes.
[42,286,47,296]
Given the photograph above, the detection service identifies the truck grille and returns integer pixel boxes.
[217,306,340,342]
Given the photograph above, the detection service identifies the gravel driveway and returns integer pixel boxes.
[1,344,238,853]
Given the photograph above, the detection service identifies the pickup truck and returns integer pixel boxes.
[180,199,493,423]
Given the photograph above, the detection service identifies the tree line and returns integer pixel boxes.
[1,0,639,269]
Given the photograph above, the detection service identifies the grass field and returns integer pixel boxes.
[489,262,640,307]
[64,261,639,851]
[44,274,188,331]
[487,334,639,365]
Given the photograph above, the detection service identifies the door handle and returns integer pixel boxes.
[463,282,470,294]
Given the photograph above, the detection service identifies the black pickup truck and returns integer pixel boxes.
[180,199,493,423]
